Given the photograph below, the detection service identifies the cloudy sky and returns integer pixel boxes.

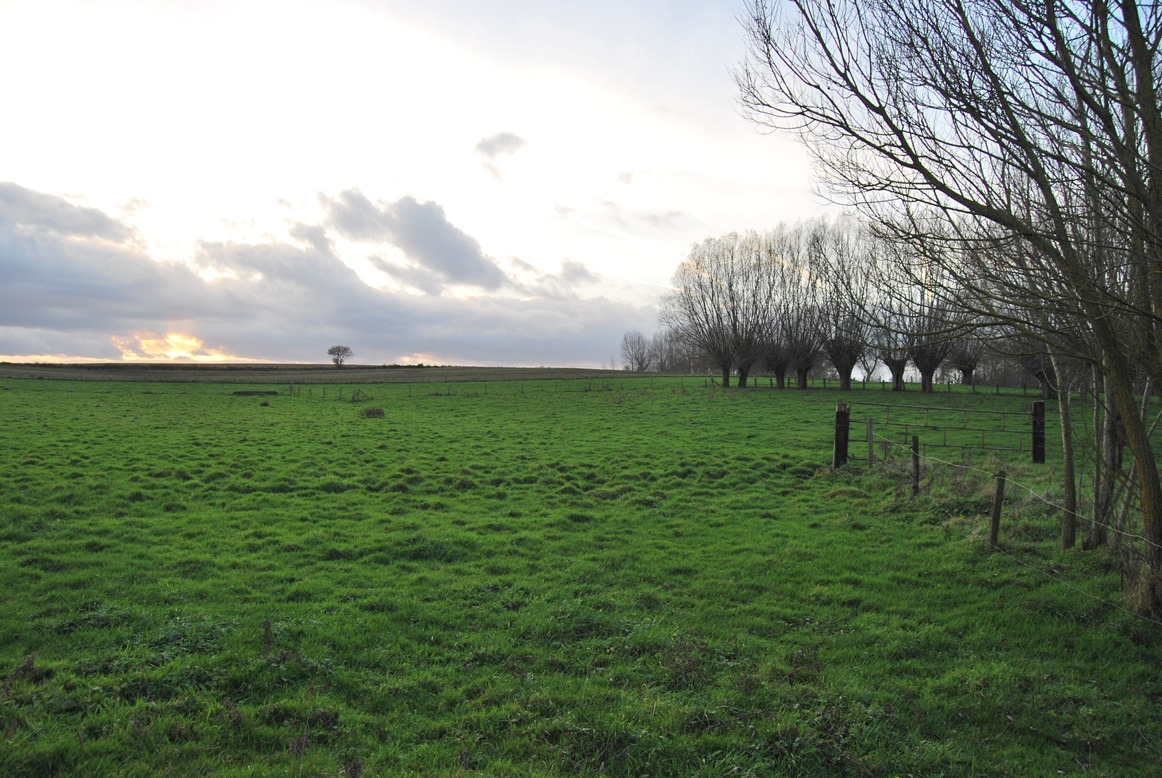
[0,0,824,366]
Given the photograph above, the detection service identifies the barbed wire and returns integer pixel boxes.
[862,431,1162,627]
[984,536,1162,627]
[869,432,1162,551]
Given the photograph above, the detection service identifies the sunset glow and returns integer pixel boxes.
[113,333,243,362]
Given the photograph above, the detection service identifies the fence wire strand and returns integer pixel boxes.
[865,431,1162,628]
[870,432,1162,552]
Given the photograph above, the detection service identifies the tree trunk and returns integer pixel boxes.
[1086,373,1118,550]
[796,367,810,389]
[883,358,907,392]
[1102,346,1162,614]
[1049,351,1077,550]
[720,362,731,388]
[919,369,935,394]
[1032,367,1059,399]
[833,358,856,391]
[911,341,947,394]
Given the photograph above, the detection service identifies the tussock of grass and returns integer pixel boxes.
[0,378,1159,775]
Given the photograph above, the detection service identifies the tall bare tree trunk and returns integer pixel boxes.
[1086,371,1118,550]
[883,356,907,392]
[1102,346,1162,614]
[1049,350,1077,549]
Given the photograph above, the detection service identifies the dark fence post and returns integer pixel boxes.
[832,403,850,469]
[911,435,920,496]
[866,418,875,465]
[990,471,1007,550]
[1032,401,1046,464]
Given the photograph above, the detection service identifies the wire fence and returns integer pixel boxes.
[868,431,1162,628]
[845,400,1049,462]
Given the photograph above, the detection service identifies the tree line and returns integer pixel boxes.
[633,0,1162,612]
[622,217,1043,394]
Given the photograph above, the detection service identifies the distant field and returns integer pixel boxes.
[0,362,632,384]
[1,376,1158,776]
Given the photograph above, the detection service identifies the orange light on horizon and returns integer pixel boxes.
[113,332,246,362]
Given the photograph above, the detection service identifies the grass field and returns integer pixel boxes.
[1,373,1159,776]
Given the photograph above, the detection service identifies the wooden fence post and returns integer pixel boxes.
[911,435,920,496]
[832,403,850,469]
[989,471,1007,550]
[866,418,875,465]
[1031,401,1046,464]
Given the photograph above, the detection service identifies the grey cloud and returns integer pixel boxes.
[324,190,508,292]
[289,222,335,255]
[475,132,526,159]
[507,256,538,274]
[0,216,206,332]
[388,197,507,289]
[321,189,393,242]
[642,210,690,230]
[0,184,656,367]
[559,259,598,285]
[510,258,604,301]
[368,254,445,296]
[0,181,134,242]
[398,292,654,367]
[476,132,526,179]
[189,239,392,334]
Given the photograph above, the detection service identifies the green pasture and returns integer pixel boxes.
[0,376,1158,776]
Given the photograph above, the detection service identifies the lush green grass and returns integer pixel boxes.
[1,377,1158,776]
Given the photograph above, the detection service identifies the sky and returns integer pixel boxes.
[0,0,825,367]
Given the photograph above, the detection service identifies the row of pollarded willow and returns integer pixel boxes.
[736,0,1162,612]
[658,217,969,393]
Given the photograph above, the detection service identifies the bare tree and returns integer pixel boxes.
[946,331,986,385]
[738,0,1162,610]
[760,334,792,388]
[864,250,913,392]
[857,352,880,383]
[327,345,353,368]
[620,330,652,372]
[908,312,954,394]
[785,298,824,389]
[867,226,962,394]
[810,216,871,391]
[871,320,909,392]
[764,223,825,389]
[649,329,701,373]
[661,233,776,388]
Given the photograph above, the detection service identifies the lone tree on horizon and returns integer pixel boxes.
[327,345,353,368]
